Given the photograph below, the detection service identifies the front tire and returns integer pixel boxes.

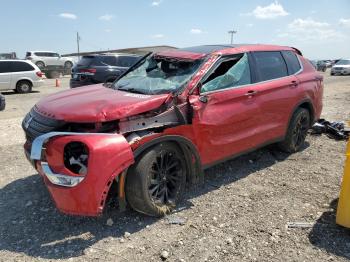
[64,61,73,69]
[0,95,5,111]
[16,80,32,94]
[126,142,187,216]
[278,108,310,153]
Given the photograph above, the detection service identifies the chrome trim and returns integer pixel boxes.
[41,162,85,187]
[30,131,116,161]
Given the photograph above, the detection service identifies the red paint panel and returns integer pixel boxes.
[155,50,207,60]
[41,134,134,216]
[35,84,170,122]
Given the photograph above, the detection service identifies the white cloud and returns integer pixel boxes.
[243,1,289,19]
[151,34,164,38]
[246,23,254,27]
[151,0,162,6]
[190,28,202,34]
[59,13,77,20]
[278,18,345,41]
[104,29,112,33]
[339,18,350,27]
[99,14,114,21]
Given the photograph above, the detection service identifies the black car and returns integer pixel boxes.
[70,53,141,88]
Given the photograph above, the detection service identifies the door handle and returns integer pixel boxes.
[245,90,258,96]
[290,80,298,87]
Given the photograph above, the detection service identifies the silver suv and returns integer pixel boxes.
[25,51,74,70]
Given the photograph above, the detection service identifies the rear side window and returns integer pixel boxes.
[100,56,117,66]
[116,56,139,67]
[253,51,288,81]
[0,61,12,73]
[77,56,94,66]
[34,52,47,57]
[282,51,301,75]
[11,61,34,72]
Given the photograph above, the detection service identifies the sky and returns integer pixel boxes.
[0,0,349,60]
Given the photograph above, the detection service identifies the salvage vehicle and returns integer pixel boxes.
[70,53,142,88]
[0,60,44,93]
[330,59,350,75]
[22,44,323,216]
[25,51,74,70]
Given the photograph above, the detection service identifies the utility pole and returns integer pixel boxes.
[76,32,81,59]
[228,28,237,44]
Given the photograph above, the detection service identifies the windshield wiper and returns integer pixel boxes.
[118,87,146,94]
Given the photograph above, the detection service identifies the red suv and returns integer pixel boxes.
[22,44,323,216]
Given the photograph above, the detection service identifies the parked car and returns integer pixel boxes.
[316,60,327,72]
[330,59,350,75]
[22,44,323,217]
[0,60,44,93]
[0,93,5,111]
[0,52,17,59]
[25,51,74,70]
[70,53,142,88]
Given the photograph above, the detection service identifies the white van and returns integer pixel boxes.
[0,60,44,93]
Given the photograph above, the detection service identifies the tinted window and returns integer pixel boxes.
[100,56,117,66]
[11,61,34,72]
[253,51,288,81]
[201,53,251,93]
[116,56,139,67]
[282,51,301,75]
[26,52,32,57]
[0,61,12,73]
[77,56,94,66]
[34,52,47,57]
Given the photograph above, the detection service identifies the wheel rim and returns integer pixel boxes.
[20,83,30,92]
[292,114,309,149]
[148,150,184,205]
[36,62,44,69]
[65,62,72,68]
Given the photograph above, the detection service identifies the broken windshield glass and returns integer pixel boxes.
[113,55,203,95]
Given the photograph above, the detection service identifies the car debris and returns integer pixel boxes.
[310,119,350,140]
[286,222,314,229]
[165,215,187,225]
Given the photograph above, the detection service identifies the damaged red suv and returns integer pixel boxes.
[22,44,323,216]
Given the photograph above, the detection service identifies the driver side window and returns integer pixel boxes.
[201,53,251,93]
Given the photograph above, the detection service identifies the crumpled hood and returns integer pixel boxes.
[35,84,170,122]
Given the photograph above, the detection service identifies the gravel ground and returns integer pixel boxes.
[0,72,349,261]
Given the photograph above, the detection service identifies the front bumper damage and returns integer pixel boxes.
[28,132,134,216]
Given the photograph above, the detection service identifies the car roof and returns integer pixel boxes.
[155,44,298,60]
[82,53,141,57]
[0,59,30,62]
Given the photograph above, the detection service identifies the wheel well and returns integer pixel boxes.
[35,61,45,66]
[298,101,315,125]
[16,79,32,87]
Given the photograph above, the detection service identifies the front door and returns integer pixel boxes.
[190,53,262,166]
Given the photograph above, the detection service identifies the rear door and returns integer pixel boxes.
[250,51,299,143]
[10,61,36,85]
[0,61,12,91]
[190,53,262,165]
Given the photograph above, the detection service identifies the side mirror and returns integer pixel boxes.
[103,81,113,88]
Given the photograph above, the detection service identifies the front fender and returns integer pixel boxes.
[31,132,134,216]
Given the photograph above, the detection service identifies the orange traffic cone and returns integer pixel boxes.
[55,78,60,87]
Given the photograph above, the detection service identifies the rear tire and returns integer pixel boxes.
[16,80,32,94]
[0,95,5,111]
[278,108,310,153]
[125,142,187,216]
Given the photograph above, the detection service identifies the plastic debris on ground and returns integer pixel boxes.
[310,119,350,140]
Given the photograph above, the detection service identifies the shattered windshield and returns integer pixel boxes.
[112,55,203,95]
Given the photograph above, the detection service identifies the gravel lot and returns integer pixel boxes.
[0,72,349,261]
